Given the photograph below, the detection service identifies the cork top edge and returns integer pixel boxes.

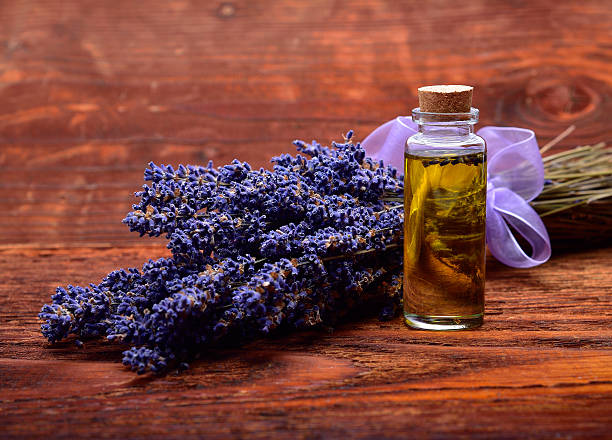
[417,85,473,93]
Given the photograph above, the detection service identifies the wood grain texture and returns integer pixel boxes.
[0,0,611,438]
[1,0,611,247]
[1,247,612,439]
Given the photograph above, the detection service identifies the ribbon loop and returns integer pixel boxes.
[361,117,551,268]
[477,126,544,202]
[486,187,551,268]
[361,116,416,172]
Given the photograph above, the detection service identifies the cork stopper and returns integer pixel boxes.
[418,85,473,113]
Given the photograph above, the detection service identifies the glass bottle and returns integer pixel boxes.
[403,103,486,330]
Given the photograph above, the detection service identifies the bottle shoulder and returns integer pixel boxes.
[406,132,486,151]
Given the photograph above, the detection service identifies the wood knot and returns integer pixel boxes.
[217,2,236,18]
[526,79,598,121]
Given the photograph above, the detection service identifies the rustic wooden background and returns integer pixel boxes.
[1,0,611,438]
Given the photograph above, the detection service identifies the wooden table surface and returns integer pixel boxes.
[1,1,611,438]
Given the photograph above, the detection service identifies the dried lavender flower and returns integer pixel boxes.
[40,132,405,374]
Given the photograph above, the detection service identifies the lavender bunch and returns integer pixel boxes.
[39,132,405,374]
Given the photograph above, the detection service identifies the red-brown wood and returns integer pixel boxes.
[1,1,611,438]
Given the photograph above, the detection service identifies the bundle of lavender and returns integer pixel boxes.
[533,141,612,245]
[39,132,405,374]
[39,131,610,374]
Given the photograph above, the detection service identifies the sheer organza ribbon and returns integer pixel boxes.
[361,116,551,268]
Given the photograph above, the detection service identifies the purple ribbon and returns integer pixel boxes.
[362,117,551,268]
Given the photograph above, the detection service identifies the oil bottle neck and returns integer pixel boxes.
[418,123,474,140]
[412,107,479,141]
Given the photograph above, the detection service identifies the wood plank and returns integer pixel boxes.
[1,247,611,438]
[1,0,611,249]
[1,0,610,150]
